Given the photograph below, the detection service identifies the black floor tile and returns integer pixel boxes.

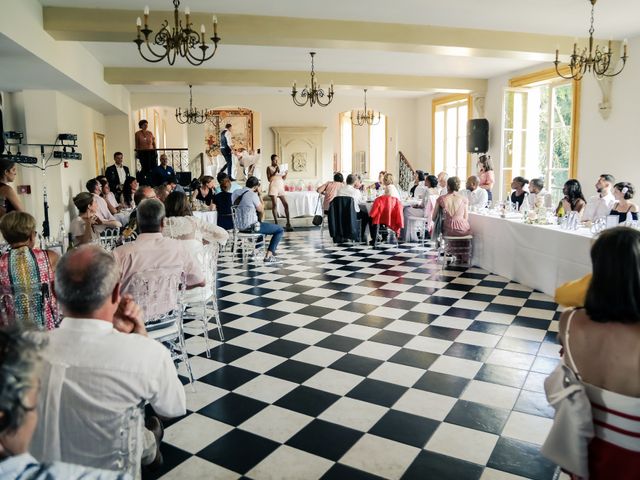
[487,437,557,480]
[207,344,253,364]
[259,338,309,358]
[467,321,508,335]
[445,400,510,435]
[513,390,555,418]
[315,334,363,352]
[496,336,541,355]
[249,308,287,321]
[402,450,483,480]
[354,315,395,329]
[322,463,385,480]
[286,419,364,461]
[485,303,521,315]
[141,443,192,480]
[424,296,457,306]
[512,316,551,330]
[413,371,469,397]
[329,354,384,377]
[275,386,340,417]
[389,348,439,370]
[198,365,259,391]
[420,325,462,341]
[370,409,439,448]
[444,342,493,362]
[253,322,298,338]
[399,311,432,324]
[340,302,379,314]
[198,392,268,426]
[306,318,345,333]
[369,330,413,347]
[347,378,408,407]
[266,359,323,384]
[197,429,279,474]
[475,364,528,389]
[296,305,335,318]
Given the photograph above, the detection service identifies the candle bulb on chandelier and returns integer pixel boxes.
[200,24,205,43]
[136,16,142,27]
[624,38,628,57]
[212,15,218,36]
[555,45,559,62]
[143,5,149,25]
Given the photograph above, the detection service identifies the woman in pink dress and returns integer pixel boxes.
[432,176,471,237]
[477,154,495,202]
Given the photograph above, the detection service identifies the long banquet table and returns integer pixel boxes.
[469,212,592,296]
[275,191,322,218]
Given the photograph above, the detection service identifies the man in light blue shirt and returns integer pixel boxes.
[231,176,284,263]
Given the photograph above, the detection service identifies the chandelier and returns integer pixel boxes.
[175,85,210,124]
[134,0,221,66]
[352,89,381,126]
[291,52,334,107]
[554,0,628,80]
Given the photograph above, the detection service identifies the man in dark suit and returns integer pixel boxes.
[105,152,130,203]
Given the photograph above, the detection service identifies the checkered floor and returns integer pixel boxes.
[146,228,563,480]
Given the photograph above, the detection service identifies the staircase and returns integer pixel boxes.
[398,151,415,192]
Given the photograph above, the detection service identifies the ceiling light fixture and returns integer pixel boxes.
[175,85,210,124]
[554,0,628,80]
[291,52,334,107]
[351,89,381,126]
[134,1,221,66]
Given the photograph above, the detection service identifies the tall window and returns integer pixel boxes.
[502,68,580,203]
[432,95,470,179]
[339,112,386,180]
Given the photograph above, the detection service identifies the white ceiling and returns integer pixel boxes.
[40,0,640,38]
[82,43,540,78]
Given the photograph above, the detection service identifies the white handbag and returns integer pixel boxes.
[541,309,594,479]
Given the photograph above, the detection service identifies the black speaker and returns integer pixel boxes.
[467,119,489,154]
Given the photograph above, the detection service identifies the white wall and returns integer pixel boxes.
[130,92,419,182]
[3,90,105,235]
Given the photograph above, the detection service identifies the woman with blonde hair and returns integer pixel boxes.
[383,173,401,200]
[0,212,59,330]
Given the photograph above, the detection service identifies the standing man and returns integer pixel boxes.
[582,174,616,222]
[219,123,235,181]
[105,151,130,203]
[151,154,176,187]
[134,120,156,185]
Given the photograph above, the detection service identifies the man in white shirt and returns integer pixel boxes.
[337,174,371,241]
[582,174,616,222]
[31,244,186,477]
[86,178,122,228]
[113,199,205,293]
[462,176,489,208]
[528,178,553,209]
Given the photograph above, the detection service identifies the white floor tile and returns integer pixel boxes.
[339,434,420,480]
[384,320,427,335]
[319,397,388,431]
[292,346,346,367]
[456,330,501,348]
[501,411,553,445]
[349,341,401,361]
[461,380,521,410]
[425,422,498,465]
[368,362,426,387]
[428,355,483,379]
[303,368,364,396]
[429,316,474,330]
[282,327,330,345]
[230,351,287,374]
[269,301,309,313]
[160,455,238,480]
[404,336,454,355]
[393,388,457,421]
[164,413,233,454]
[248,445,333,480]
[334,324,381,340]
[239,405,313,443]
[504,325,547,342]
[486,349,535,370]
[227,332,277,350]
[233,374,298,403]
[368,306,410,319]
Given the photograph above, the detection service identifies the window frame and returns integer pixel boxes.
[431,93,472,177]
[505,67,581,194]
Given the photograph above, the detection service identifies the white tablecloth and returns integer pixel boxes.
[193,210,218,225]
[469,213,592,296]
[276,191,322,218]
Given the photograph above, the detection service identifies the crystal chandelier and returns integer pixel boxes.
[134,1,221,66]
[554,0,628,80]
[291,52,334,107]
[351,89,381,126]
[175,85,210,124]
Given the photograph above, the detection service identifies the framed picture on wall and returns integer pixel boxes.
[93,132,107,175]
[204,108,253,161]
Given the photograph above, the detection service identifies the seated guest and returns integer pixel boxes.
[374,171,386,191]
[528,178,552,209]
[70,192,119,246]
[510,176,529,209]
[154,183,171,203]
[99,179,120,215]
[213,173,233,230]
[0,326,129,479]
[437,171,449,196]
[383,173,401,199]
[433,176,471,237]
[31,245,186,477]
[462,175,488,209]
[151,154,175,187]
[113,199,204,293]
[86,178,121,227]
[0,212,59,330]
[166,174,185,194]
[582,174,616,222]
[556,179,586,218]
[163,191,228,248]
[403,180,438,242]
[337,174,372,241]
[317,173,344,212]
[609,182,639,224]
[192,175,215,208]
[410,170,425,197]
[121,176,138,209]
[551,227,640,478]
[232,176,284,264]
[123,186,156,238]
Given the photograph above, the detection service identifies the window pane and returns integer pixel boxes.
[550,169,569,204]
[503,130,514,169]
[340,112,352,173]
[458,104,468,135]
[457,136,467,179]
[369,114,386,177]
[446,107,457,174]
[552,127,571,169]
[435,110,445,173]
[553,84,573,127]
[503,91,514,129]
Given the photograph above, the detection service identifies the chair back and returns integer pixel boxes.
[0,283,59,330]
[128,266,184,330]
[122,231,137,243]
[99,227,121,251]
[230,205,258,234]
